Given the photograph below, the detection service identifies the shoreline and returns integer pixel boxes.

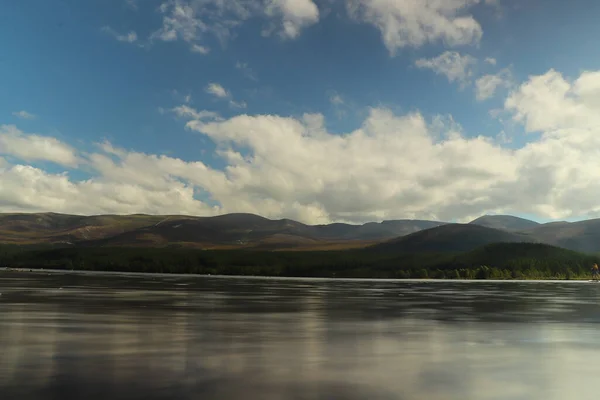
[1,267,597,283]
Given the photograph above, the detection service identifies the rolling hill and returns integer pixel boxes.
[469,215,540,231]
[0,213,167,244]
[521,219,600,253]
[368,223,538,253]
[0,212,446,250]
[82,215,444,250]
[2,211,600,253]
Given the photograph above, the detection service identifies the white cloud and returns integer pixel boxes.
[264,0,320,39]
[498,69,600,219]
[9,68,600,223]
[485,57,497,65]
[0,125,79,167]
[415,51,477,86]
[177,72,600,223]
[181,106,517,223]
[12,111,36,120]
[346,0,483,55]
[171,105,221,121]
[475,68,513,101]
[151,1,204,43]
[114,0,495,57]
[205,83,247,108]
[206,82,229,98]
[0,112,518,221]
[504,69,600,133]
[0,164,220,216]
[102,26,138,43]
[149,0,318,53]
[190,43,210,54]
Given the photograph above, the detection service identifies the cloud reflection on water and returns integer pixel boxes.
[2,273,600,399]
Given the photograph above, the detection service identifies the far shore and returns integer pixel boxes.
[1,267,597,283]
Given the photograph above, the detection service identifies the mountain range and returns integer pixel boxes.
[1,212,600,253]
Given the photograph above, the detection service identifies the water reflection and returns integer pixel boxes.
[2,272,600,399]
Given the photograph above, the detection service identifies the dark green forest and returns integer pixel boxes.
[0,242,598,279]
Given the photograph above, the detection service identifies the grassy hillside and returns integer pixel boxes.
[523,219,600,253]
[368,223,538,253]
[0,212,168,244]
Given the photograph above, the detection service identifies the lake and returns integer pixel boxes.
[2,271,600,400]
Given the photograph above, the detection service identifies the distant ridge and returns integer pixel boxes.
[2,211,600,252]
[469,215,540,231]
[0,212,444,250]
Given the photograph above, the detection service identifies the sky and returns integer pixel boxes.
[3,0,600,225]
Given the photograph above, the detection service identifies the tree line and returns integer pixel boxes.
[0,242,597,279]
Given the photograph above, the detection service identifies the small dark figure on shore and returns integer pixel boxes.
[592,263,599,281]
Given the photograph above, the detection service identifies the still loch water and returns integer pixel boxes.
[2,271,600,399]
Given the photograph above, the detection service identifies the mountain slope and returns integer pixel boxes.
[0,212,449,249]
[83,214,314,248]
[312,219,447,240]
[369,223,538,253]
[522,219,600,253]
[0,213,167,244]
[5,211,600,252]
[469,215,540,231]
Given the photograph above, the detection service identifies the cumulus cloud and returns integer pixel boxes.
[415,51,477,87]
[183,107,521,223]
[498,69,600,219]
[0,164,220,215]
[0,125,79,167]
[263,0,320,39]
[12,111,36,120]
[475,68,513,101]
[101,26,138,43]
[169,69,600,223]
[485,57,497,65]
[346,0,483,55]
[7,68,600,223]
[504,69,600,133]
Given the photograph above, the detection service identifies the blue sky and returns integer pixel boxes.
[2,0,600,224]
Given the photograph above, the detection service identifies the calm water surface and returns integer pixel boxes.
[2,271,600,399]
